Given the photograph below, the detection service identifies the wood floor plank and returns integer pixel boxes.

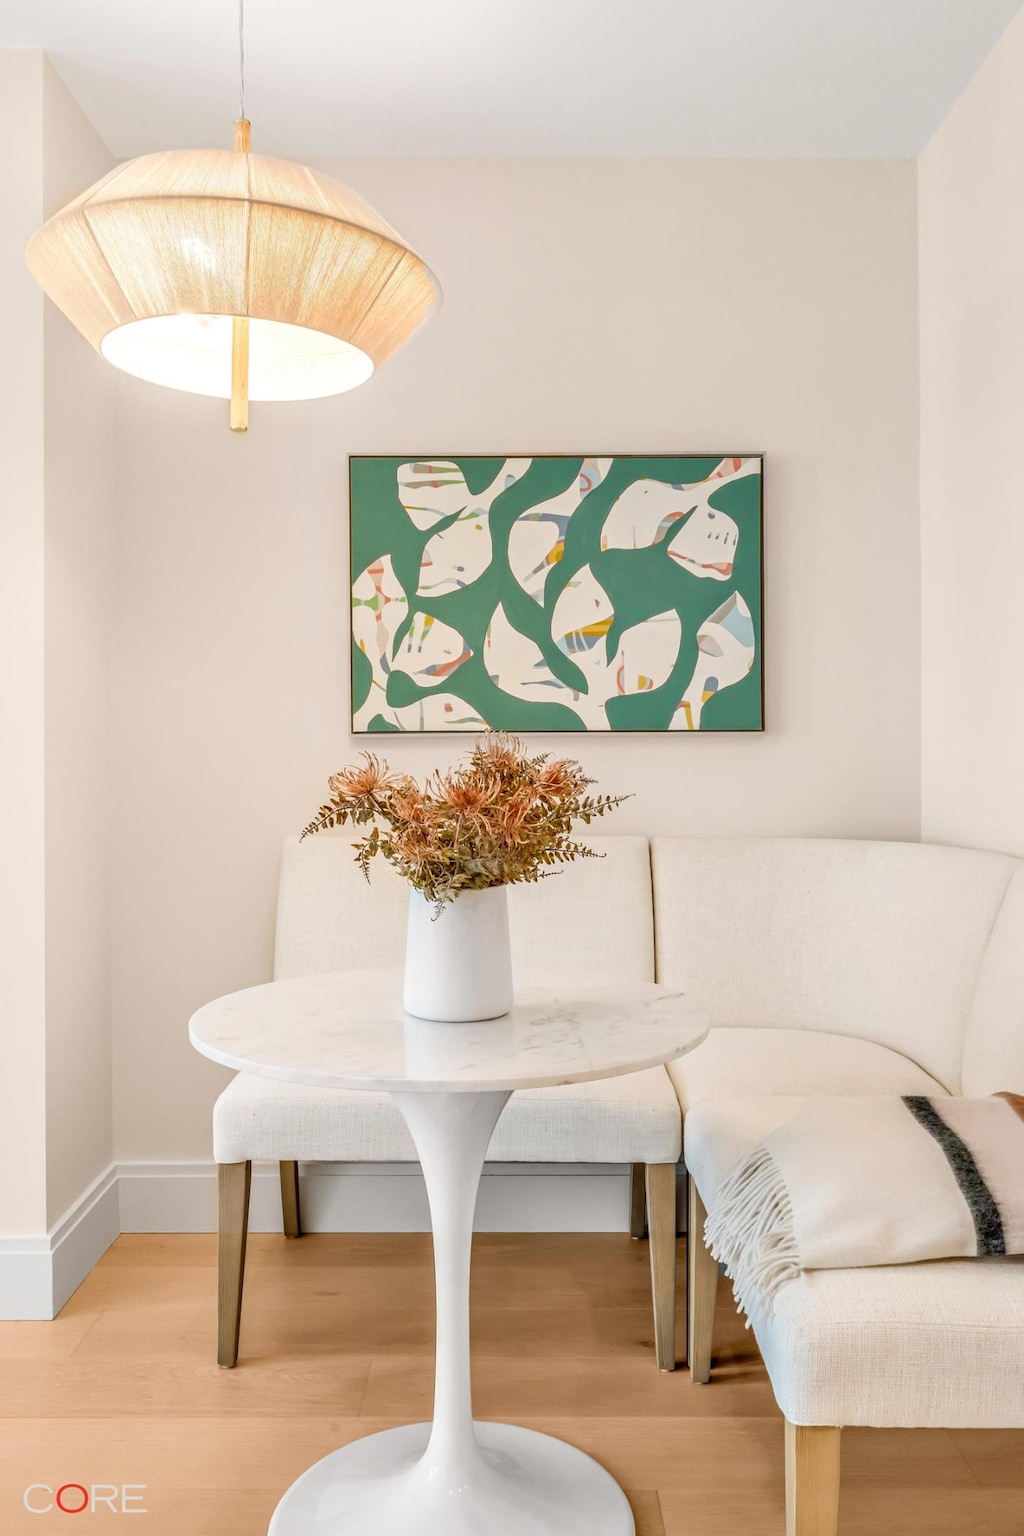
[70,1297,677,1363]
[0,1235,1018,1536]
[837,1489,1024,1536]
[0,1310,103,1360]
[948,1428,1024,1487]
[0,1357,372,1417]
[841,1427,977,1489]
[660,1488,784,1536]
[0,1417,372,1488]
[0,1487,278,1536]
[361,1354,776,1420]
[630,1490,667,1536]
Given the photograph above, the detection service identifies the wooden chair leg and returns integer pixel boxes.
[785,1421,841,1536]
[279,1159,302,1238]
[217,1161,251,1369]
[629,1162,648,1238]
[645,1162,677,1371]
[687,1174,717,1384]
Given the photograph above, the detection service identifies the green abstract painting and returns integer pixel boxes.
[350,455,764,734]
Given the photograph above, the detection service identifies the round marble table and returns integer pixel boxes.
[189,969,709,1536]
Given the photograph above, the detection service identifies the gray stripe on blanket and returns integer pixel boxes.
[902,1096,1006,1256]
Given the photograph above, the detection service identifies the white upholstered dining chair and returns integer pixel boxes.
[213,833,683,1369]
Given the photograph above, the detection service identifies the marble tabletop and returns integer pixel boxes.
[188,969,709,1093]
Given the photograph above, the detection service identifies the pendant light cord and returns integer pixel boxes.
[238,0,246,122]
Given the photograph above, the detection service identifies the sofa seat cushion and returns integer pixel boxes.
[670,1026,945,1113]
[213,1065,682,1165]
[685,1098,1024,1428]
[759,1257,1024,1429]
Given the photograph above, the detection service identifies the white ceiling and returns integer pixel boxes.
[3,0,1022,159]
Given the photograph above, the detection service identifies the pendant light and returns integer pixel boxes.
[25,2,440,431]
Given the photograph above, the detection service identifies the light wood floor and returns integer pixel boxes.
[0,1233,1019,1534]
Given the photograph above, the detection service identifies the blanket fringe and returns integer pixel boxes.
[703,1145,799,1325]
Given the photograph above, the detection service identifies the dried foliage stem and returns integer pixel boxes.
[301,734,628,910]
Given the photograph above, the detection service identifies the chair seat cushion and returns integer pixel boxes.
[213,1066,682,1165]
[685,1097,1024,1429]
[669,1026,945,1113]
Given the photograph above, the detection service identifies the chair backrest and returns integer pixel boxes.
[274,833,655,988]
[961,864,1024,1096]
[650,836,1017,1091]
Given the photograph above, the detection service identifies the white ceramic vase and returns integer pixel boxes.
[403,886,514,1022]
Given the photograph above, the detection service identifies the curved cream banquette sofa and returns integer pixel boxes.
[212,834,1024,1536]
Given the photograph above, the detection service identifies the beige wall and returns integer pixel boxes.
[42,59,116,1224]
[919,9,1024,858]
[110,156,921,1159]
[0,53,115,1235]
[0,53,47,1233]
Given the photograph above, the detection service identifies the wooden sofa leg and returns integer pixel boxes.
[687,1175,717,1384]
[645,1162,677,1371]
[279,1159,302,1238]
[629,1162,648,1238]
[218,1161,252,1368]
[785,1421,841,1536]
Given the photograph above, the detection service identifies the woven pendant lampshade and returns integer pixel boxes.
[26,118,440,431]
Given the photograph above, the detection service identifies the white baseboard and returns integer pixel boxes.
[0,1166,120,1320]
[1,1160,685,1319]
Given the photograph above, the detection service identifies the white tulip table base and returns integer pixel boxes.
[267,1088,635,1536]
[266,1421,634,1535]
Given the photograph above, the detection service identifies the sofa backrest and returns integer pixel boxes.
[650,837,1017,1091]
[275,833,655,988]
[961,865,1024,1096]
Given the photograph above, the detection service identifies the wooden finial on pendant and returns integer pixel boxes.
[230,119,251,431]
[230,317,249,433]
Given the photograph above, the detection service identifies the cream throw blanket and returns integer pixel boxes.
[704,1093,1024,1323]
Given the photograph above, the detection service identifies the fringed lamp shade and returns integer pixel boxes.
[25,146,440,409]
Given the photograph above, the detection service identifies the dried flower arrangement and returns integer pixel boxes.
[301,733,627,909]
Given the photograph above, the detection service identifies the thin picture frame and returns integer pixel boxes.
[348,452,766,736]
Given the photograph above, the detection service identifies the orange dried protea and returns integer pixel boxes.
[301,732,628,908]
[327,756,401,799]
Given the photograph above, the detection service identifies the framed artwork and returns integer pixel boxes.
[350,454,764,734]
